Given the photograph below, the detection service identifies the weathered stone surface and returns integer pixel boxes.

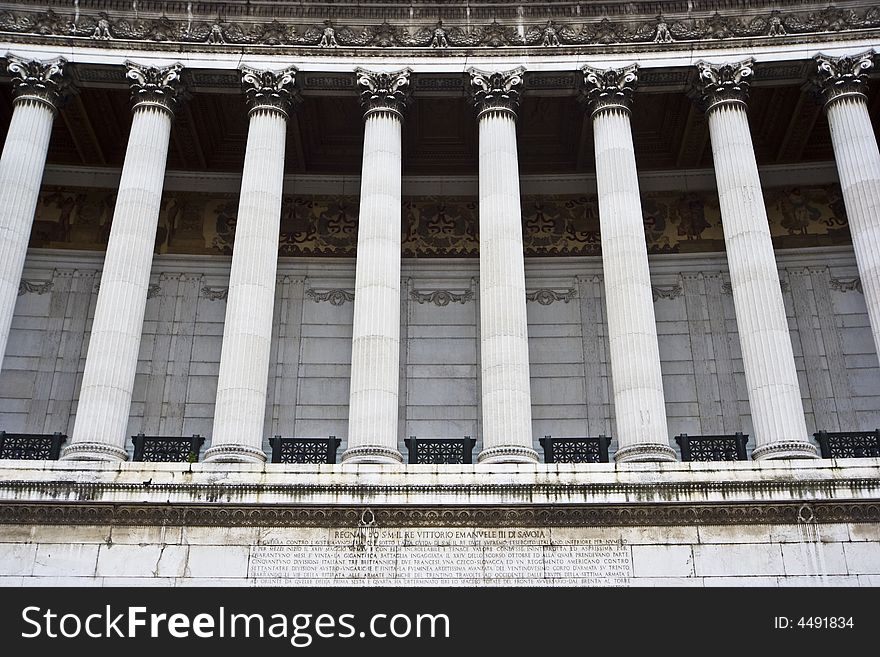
[0,460,875,585]
[693,544,785,577]
[32,544,98,577]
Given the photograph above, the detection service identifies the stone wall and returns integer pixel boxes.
[0,460,878,586]
[1,246,878,459]
[1,522,879,587]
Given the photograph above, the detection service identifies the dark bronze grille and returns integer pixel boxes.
[405,436,475,464]
[0,431,66,460]
[132,434,205,462]
[269,436,340,464]
[675,432,749,462]
[539,435,611,463]
[814,430,880,459]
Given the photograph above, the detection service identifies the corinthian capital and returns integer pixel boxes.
[241,66,300,118]
[580,64,638,117]
[695,59,754,114]
[5,54,70,112]
[813,51,875,109]
[356,68,411,119]
[468,67,525,119]
[125,61,187,116]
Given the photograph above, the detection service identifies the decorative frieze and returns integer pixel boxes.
[355,68,411,119]
[695,58,754,113]
[651,284,683,302]
[0,499,878,528]
[200,285,228,301]
[17,279,53,296]
[1,4,878,51]
[526,288,577,305]
[468,67,524,118]
[829,277,863,293]
[240,66,300,118]
[813,51,875,108]
[125,61,187,115]
[306,288,354,306]
[318,24,338,48]
[5,54,69,111]
[410,289,473,306]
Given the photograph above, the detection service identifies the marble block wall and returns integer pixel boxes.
[1,247,878,459]
[1,520,878,587]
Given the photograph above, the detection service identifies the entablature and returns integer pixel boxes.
[0,0,878,71]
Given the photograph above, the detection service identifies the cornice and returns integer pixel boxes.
[1,460,878,507]
[3,476,877,498]
[0,3,878,56]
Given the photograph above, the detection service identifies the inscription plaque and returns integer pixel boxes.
[248,527,633,586]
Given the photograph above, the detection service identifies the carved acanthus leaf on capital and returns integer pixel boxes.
[355,67,411,118]
[125,61,187,115]
[241,65,300,118]
[468,67,525,118]
[580,64,638,116]
[5,53,70,111]
[695,58,754,113]
[813,51,875,108]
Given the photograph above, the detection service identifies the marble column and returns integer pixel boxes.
[581,65,675,462]
[696,59,816,460]
[205,67,298,462]
[63,62,185,461]
[468,68,538,464]
[342,68,411,464]
[0,55,68,372]
[814,51,880,363]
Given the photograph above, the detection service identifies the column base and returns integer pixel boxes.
[478,445,539,464]
[203,444,267,463]
[614,443,677,463]
[341,446,404,465]
[60,442,128,462]
[752,441,819,460]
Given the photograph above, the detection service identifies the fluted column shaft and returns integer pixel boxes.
[205,66,297,462]
[344,68,410,464]
[64,62,184,461]
[698,60,816,460]
[583,65,674,462]
[0,56,67,371]
[206,113,288,462]
[0,100,54,370]
[469,68,537,464]
[815,52,880,363]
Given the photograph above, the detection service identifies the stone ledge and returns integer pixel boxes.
[0,460,877,516]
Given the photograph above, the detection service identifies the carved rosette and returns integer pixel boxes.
[125,61,187,116]
[580,64,638,117]
[468,67,525,119]
[355,68,411,120]
[695,58,754,114]
[5,54,69,112]
[241,66,300,119]
[813,51,875,109]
